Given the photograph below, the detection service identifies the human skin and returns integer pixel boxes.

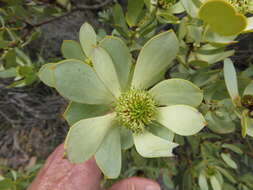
[28,144,161,190]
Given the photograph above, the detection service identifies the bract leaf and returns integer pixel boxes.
[65,113,116,163]
[157,105,206,136]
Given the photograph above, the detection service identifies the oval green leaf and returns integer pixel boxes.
[54,59,114,104]
[120,127,134,150]
[79,22,97,58]
[100,36,132,90]
[157,105,206,136]
[61,40,86,61]
[133,130,178,158]
[199,0,247,36]
[65,113,115,163]
[198,172,209,190]
[205,111,235,134]
[38,63,56,87]
[210,175,222,190]
[221,153,237,169]
[150,78,203,107]
[95,127,121,179]
[92,47,121,97]
[132,30,179,89]
[63,102,110,126]
[224,59,239,102]
[243,81,253,95]
[147,122,175,142]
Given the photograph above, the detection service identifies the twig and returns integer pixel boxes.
[13,0,113,46]
[32,10,77,27]
[76,0,113,10]
[33,0,113,27]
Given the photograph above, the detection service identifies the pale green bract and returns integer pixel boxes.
[39,22,206,179]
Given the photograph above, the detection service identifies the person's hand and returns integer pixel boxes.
[28,144,161,190]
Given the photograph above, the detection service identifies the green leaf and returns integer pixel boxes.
[210,175,222,190]
[133,130,178,158]
[204,29,237,45]
[126,0,144,27]
[221,153,237,169]
[215,172,224,188]
[148,122,175,141]
[54,59,114,104]
[193,50,235,65]
[182,169,193,190]
[0,40,10,49]
[61,40,86,61]
[0,178,14,190]
[112,4,128,34]
[222,144,243,155]
[0,68,16,78]
[170,1,185,14]
[99,36,132,90]
[65,113,115,163]
[95,127,121,179]
[150,78,203,107]
[24,73,37,85]
[18,66,34,76]
[38,63,56,87]
[157,105,206,136]
[247,119,253,137]
[79,23,97,58]
[120,127,134,150]
[205,111,235,134]
[92,47,121,97]
[244,81,253,95]
[224,59,239,102]
[215,166,236,184]
[199,0,247,36]
[223,183,236,190]
[187,25,202,44]
[3,49,16,68]
[241,114,253,138]
[157,11,179,24]
[181,0,199,17]
[132,30,179,89]
[162,171,175,189]
[244,17,253,32]
[63,102,110,126]
[241,110,248,137]
[198,173,209,190]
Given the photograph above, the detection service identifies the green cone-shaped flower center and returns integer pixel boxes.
[158,0,177,9]
[227,0,250,14]
[115,89,157,134]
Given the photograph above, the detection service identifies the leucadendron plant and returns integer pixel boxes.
[39,22,206,178]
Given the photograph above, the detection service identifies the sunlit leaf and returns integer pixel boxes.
[199,0,247,36]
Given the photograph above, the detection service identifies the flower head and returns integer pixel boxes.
[39,23,206,179]
[157,0,177,9]
[115,89,157,134]
[227,0,250,14]
[242,95,253,109]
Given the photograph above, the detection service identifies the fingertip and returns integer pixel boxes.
[108,177,161,190]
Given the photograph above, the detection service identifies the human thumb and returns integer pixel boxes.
[108,177,161,190]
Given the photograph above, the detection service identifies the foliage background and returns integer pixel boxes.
[1,0,253,189]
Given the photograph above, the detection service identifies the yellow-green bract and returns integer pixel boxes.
[39,22,206,179]
[199,0,247,36]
